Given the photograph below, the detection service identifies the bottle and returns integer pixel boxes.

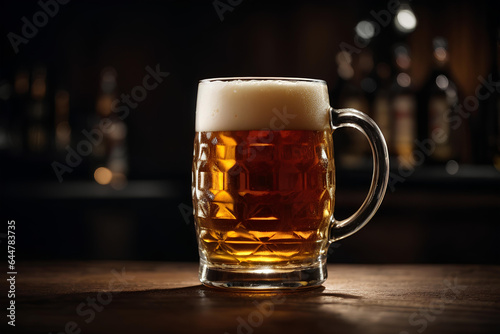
[390,45,417,168]
[359,49,378,110]
[54,89,71,151]
[26,66,49,154]
[10,69,30,154]
[493,29,500,170]
[93,67,129,189]
[0,75,14,152]
[372,61,393,156]
[332,51,371,168]
[92,67,116,167]
[419,37,462,164]
[486,27,500,170]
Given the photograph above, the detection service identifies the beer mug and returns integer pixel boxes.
[192,77,389,289]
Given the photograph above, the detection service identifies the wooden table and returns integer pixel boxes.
[3,262,500,334]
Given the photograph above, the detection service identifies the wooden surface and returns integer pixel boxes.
[3,262,500,334]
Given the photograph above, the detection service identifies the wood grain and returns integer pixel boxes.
[2,262,499,334]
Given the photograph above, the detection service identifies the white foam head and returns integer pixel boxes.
[195,78,331,132]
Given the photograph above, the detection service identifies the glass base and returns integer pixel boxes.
[199,259,327,290]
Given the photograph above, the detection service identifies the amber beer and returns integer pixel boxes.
[193,77,389,289]
[193,129,334,265]
[193,78,334,267]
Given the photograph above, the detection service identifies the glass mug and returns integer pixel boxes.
[192,77,389,289]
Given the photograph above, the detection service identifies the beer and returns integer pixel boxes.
[193,78,389,289]
[192,129,335,266]
[193,78,334,269]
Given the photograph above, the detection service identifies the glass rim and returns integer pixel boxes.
[199,76,326,84]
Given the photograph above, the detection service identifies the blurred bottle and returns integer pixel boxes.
[390,45,417,168]
[419,37,462,164]
[359,49,378,111]
[358,49,379,159]
[54,89,71,151]
[492,28,500,170]
[0,75,14,152]
[27,66,49,154]
[332,51,371,168]
[93,67,116,166]
[473,22,500,170]
[10,69,30,154]
[93,67,128,189]
[373,61,393,156]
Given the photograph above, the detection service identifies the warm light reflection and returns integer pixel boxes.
[254,268,276,274]
[94,167,113,185]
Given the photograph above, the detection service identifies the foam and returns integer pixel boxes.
[195,79,331,132]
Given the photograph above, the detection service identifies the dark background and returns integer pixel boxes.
[0,0,499,264]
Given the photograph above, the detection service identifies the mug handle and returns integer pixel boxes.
[328,108,390,242]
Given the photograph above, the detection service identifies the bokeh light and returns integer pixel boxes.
[395,8,417,33]
[94,167,113,185]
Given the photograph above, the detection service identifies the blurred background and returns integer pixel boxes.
[1,0,499,264]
